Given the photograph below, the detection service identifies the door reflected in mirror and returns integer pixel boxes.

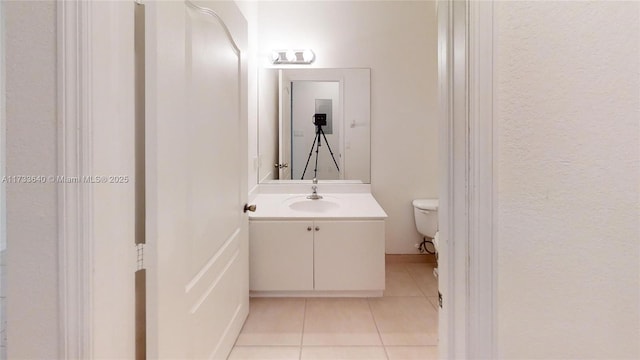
[258,68,371,183]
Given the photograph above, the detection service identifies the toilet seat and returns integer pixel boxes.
[412,199,438,211]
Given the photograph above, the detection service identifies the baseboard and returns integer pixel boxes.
[385,254,437,264]
[250,290,383,298]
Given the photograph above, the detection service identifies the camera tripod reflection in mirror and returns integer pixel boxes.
[301,113,341,179]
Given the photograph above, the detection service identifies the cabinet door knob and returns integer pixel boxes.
[315,226,320,231]
[243,204,256,213]
[307,226,312,231]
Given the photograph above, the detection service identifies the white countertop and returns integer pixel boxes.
[249,193,388,220]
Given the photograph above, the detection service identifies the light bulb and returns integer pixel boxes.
[286,50,296,62]
[271,51,280,63]
[302,49,315,63]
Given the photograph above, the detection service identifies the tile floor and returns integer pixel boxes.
[229,260,439,360]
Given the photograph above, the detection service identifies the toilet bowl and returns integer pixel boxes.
[413,199,439,278]
[412,198,439,239]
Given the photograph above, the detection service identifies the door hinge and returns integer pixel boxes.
[438,291,443,308]
[136,243,145,271]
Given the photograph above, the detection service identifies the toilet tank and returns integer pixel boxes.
[412,199,438,238]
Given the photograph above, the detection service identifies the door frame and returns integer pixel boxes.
[438,0,496,359]
[58,1,94,358]
[56,0,497,359]
[57,1,138,358]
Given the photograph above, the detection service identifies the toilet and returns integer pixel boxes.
[412,198,439,278]
[412,198,439,239]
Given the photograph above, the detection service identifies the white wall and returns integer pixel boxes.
[4,1,59,358]
[256,1,438,253]
[495,2,640,358]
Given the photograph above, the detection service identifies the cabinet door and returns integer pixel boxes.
[249,221,314,291]
[314,221,385,291]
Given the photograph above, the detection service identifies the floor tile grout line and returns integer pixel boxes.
[386,262,426,298]
[385,345,439,348]
[299,345,390,348]
[231,345,302,348]
[404,263,427,297]
[299,298,307,360]
[367,297,390,360]
[403,262,425,298]
[385,262,421,298]
[406,263,436,298]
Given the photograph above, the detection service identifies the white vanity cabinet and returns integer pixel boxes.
[313,220,385,291]
[249,220,314,291]
[249,219,385,295]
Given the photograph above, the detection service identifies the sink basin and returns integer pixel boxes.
[287,198,340,213]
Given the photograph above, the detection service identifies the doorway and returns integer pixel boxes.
[2,3,491,357]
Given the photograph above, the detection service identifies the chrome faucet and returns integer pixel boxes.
[307,178,323,200]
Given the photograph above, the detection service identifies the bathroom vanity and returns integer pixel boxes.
[252,66,382,296]
[248,188,387,297]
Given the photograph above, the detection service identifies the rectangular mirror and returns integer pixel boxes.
[258,68,371,183]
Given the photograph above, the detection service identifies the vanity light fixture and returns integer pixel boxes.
[271,49,315,64]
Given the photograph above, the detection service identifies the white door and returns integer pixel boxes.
[145,1,249,359]
[278,71,292,179]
